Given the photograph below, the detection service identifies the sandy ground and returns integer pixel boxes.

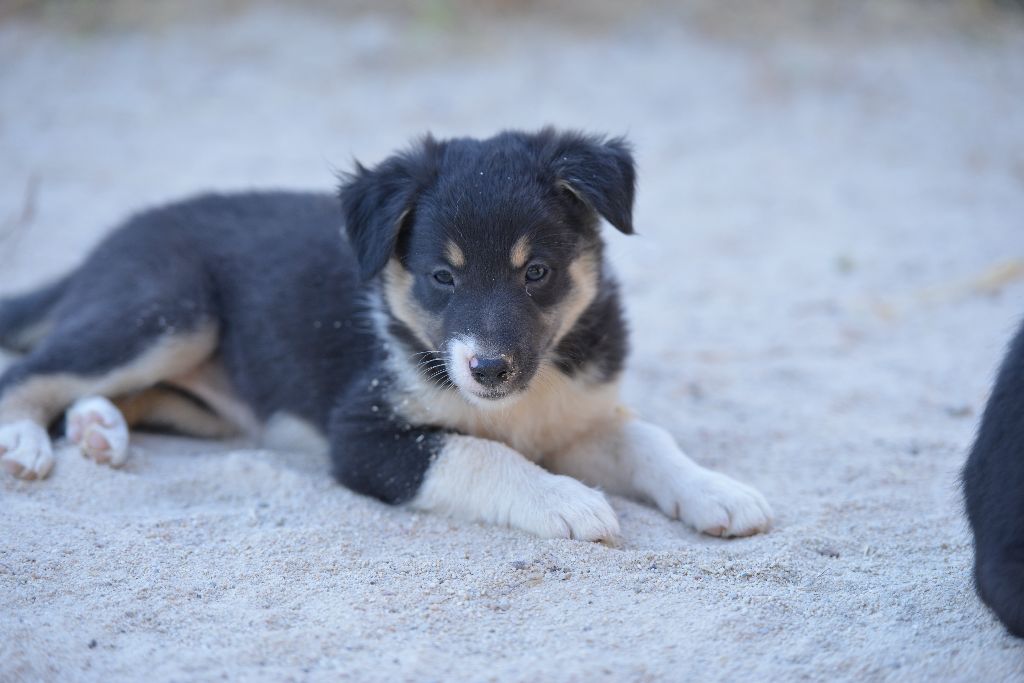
[2,2,1024,681]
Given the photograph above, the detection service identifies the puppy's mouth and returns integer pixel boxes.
[463,384,517,403]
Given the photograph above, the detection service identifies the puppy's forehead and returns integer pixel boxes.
[432,171,548,227]
[416,141,580,265]
[434,209,567,271]
[430,141,548,222]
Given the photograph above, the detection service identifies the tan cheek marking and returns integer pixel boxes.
[510,236,531,269]
[445,241,466,268]
[384,259,439,349]
[549,251,600,346]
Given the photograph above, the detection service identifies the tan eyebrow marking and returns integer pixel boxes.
[510,236,531,269]
[445,240,466,268]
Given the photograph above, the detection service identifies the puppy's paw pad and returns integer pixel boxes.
[67,396,129,467]
[517,476,620,542]
[0,420,54,480]
[669,471,773,538]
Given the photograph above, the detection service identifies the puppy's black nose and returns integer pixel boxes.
[470,356,511,388]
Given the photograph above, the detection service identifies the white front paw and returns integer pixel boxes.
[0,420,54,480]
[658,470,773,538]
[66,396,129,467]
[514,475,620,542]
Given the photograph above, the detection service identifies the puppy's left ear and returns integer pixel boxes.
[544,130,636,235]
[339,136,442,280]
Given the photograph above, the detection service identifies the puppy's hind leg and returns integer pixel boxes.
[115,385,239,440]
[0,320,218,479]
[0,419,54,480]
[63,386,237,467]
[66,396,130,466]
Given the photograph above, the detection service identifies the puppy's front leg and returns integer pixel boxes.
[547,418,773,537]
[410,435,619,541]
[329,389,619,541]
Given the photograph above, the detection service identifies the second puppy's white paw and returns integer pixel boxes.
[0,420,54,480]
[67,396,129,467]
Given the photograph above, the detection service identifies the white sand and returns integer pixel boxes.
[2,2,1024,680]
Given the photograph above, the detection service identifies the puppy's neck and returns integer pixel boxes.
[388,353,621,461]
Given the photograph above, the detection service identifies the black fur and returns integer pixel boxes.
[541,130,636,235]
[964,318,1024,637]
[551,276,629,380]
[340,136,444,281]
[329,371,450,503]
[0,275,69,352]
[0,128,635,506]
[341,128,635,282]
[0,192,366,427]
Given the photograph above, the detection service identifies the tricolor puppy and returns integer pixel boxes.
[0,129,772,541]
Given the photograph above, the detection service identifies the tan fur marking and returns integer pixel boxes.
[383,259,439,350]
[445,241,466,268]
[391,355,622,462]
[114,387,237,439]
[556,179,585,204]
[510,236,531,269]
[167,358,260,437]
[549,251,600,347]
[0,325,218,424]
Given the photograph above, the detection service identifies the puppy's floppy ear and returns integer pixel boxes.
[339,135,442,280]
[543,129,636,235]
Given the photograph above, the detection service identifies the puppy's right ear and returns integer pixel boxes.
[339,136,442,280]
[539,129,636,236]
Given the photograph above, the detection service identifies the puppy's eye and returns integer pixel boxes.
[433,269,455,286]
[525,264,549,282]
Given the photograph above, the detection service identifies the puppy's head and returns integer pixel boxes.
[340,128,635,406]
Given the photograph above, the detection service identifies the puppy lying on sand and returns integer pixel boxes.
[0,128,772,541]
